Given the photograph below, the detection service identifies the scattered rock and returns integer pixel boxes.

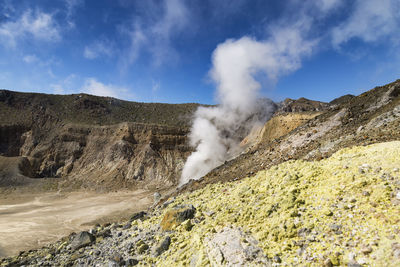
[298,227,311,237]
[273,255,282,263]
[130,211,147,222]
[323,258,332,267]
[110,252,124,265]
[136,240,149,254]
[325,210,333,216]
[108,260,119,267]
[361,245,373,254]
[154,192,161,203]
[362,191,370,196]
[126,258,139,266]
[204,210,215,217]
[162,198,175,209]
[392,243,400,259]
[357,257,367,265]
[160,205,196,230]
[122,222,131,230]
[330,224,342,232]
[97,228,112,238]
[153,236,171,256]
[205,227,269,266]
[70,231,95,250]
[183,219,194,231]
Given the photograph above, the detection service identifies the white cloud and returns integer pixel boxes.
[121,0,189,69]
[50,76,135,100]
[332,0,400,46]
[150,0,189,65]
[84,39,114,59]
[151,80,160,93]
[65,0,84,28]
[80,78,130,98]
[50,74,77,94]
[121,22,147,70]
[23,54,39,64]
[316,0,343,13]
[0,9,60,48]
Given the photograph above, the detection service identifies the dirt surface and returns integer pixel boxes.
[0,190,153,258]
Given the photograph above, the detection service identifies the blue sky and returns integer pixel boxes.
[0,0,399,104]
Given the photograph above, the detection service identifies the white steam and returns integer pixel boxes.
[180,27,315,186]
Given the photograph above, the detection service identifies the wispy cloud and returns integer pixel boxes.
[50,74,78,94]
[51,76,134,100]
[22,54,39,64]
[315,0,343,13]
[84,39,114,59]
[80,78,132,99]
[120,0,189,70]
[64,0,84,28]
[0,9,60,48]
[332,0,400,46]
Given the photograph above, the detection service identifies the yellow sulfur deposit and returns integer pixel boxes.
[139,141,400,266]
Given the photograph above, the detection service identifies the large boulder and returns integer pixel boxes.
[70,231,95,250]
[205,227,270,266]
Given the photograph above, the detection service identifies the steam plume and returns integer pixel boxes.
[180,27,315,186]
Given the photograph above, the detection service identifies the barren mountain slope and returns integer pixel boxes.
[179,79,400,193]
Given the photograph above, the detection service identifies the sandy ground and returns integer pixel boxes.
[0,190,153,258]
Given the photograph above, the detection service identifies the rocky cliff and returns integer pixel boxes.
[0,91,199,190]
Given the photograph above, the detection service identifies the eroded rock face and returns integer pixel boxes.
[0,122,191,190]
[0,90,200,190]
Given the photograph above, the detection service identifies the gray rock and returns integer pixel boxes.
[97,228,112,238]
[71,231,95,250]
[176,205,196,222]
[154,192,161,203]
[108,260,119,267]
[109,252,124,266]
[273,255,282,263]
[126,258,139,266]
[362,191,370,196]
[153,236,171,256]
[204,211,215,217]
[323,258,332,267]
[205,227,269,266]
[162,198,175,209]
[330,224,342,231]
[361,245,372,254]
[130,211,147,222]
[136,240,149,254]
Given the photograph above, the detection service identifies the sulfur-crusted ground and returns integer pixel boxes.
[144,141,400,266]
[2,141,400,266]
